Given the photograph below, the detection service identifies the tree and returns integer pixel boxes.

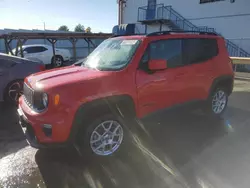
[85,27,92,33]
[58,25,69,31]
[74,24,85,32]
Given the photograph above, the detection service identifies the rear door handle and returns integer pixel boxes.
[175,73,186,78]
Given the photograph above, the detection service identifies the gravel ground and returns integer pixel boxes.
[0,79,250,188]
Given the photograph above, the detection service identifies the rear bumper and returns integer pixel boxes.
[63,56,72,62]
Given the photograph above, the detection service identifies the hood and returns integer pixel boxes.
[26,65,111,90]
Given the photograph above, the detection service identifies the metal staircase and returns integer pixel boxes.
[138,4,250,57]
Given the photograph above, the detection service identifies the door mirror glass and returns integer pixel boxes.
[148,59,167,71]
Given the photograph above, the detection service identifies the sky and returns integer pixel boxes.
[0,0,118,33]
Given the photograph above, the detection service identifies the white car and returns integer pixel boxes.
[12,44,72,67]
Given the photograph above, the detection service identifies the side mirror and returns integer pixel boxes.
[148,59,167,71]
[23,51,28,55]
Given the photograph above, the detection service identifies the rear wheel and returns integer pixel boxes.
[204,88,228,117]
[51,55,63,68]
[4,80,24,105]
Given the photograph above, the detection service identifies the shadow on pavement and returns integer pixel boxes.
[1,89,250,187]
[0,103,26,157]
[35,109,229,188]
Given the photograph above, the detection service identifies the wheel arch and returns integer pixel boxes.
[68,94,136,141]
[209,75,234,97]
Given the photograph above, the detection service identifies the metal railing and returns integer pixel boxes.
[231,57,250,73]
[138,4,165,22]
[226,40,250,57]
[137,4,250,57]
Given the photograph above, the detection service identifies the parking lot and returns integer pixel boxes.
[0,79,250,188]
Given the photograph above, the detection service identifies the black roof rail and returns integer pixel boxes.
[111,33,145,38]
[146,30,218,37]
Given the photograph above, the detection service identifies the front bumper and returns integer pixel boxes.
[18,108,45,148]
[17,96,78,148]
[17,108,70,149]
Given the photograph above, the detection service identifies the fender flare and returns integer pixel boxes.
[67,94,136,142]
[208,75,234,96]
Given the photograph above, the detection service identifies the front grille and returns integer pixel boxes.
[23,83,34,107]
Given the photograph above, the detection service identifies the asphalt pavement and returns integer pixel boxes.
[1,80,250,188]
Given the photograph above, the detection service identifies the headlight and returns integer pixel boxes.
[42,93,49,107]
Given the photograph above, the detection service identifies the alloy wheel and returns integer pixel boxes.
[54,57,62,67]
[8,81,24,103]
[90,120,124,156]
[212,90,227,114]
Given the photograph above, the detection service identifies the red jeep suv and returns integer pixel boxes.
[17,31,234,157]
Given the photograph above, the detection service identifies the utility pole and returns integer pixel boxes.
[43,22,46,44]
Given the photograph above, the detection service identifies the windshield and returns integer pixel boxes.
[82,38,140,71]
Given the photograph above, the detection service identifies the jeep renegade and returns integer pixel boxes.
[17,31,234,157]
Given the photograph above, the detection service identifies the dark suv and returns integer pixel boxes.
[18,31,234,157]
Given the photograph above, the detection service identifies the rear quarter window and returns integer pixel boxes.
[183,38,218,64]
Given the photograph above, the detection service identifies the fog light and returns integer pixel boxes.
[42,124,52,137]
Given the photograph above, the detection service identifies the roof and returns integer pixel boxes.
[111,35,146,40]
[17,44,50,48]
[0,31,113,40]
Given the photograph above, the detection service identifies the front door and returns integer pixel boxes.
[146,0,156,20]
[136,38,195,117]
[136,39,176,117]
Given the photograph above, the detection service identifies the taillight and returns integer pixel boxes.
[39,65,45,71]
[229,58,233,65]
[229,58,234,69]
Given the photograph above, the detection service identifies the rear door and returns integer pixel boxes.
[182,38,218,100]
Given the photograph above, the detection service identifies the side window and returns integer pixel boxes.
[24,47,33,53]
[25,46,48,54]
[141,48,149,64]
[149,39,183,68]
[201,39,218,60]
[40,47,48,52]
[23,48,28,53]
[183,38,218,64]
[139,48,150,70]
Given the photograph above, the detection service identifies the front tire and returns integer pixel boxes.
[204,88,228,118]
[77,114,128,158]
[4,80,24,105]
